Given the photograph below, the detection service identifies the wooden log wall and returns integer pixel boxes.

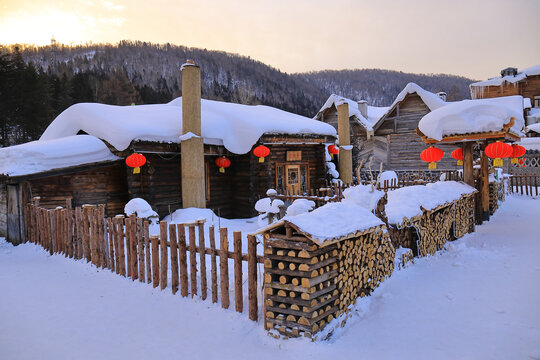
[375,94,430,136]
[262,223,394,339]
[24,202,263,322]
[471,75,540,103]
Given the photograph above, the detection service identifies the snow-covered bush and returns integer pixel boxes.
[124,198,159,224]
[286,199,316,216]
[326,161,339,179]
[255,189,285,227]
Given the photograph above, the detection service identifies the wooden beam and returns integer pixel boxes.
[480,143,490,222]
[463,143,474,187]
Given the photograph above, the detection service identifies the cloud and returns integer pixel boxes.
[99,0,125,11]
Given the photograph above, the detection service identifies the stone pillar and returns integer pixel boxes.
[337,103,353,184]
[181,61,206,208]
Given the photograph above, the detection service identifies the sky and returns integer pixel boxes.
[1,0,539,80]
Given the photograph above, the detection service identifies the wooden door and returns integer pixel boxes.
[7,184,23,245]
[285,165,300,194]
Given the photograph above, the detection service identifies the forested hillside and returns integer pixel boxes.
[0,41,474,146]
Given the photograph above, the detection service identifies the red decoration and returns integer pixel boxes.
[451,148,463,166]
[510,144,526,164]
[215,156,231,173]
[328,145,339,159]
[253,145,270,163]
[420,146,444,169]
[519,158,526,167]
[485,141,512,167]
[126,153,146,174]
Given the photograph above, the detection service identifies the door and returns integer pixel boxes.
[286,165,300,194]
[7,184,23,245]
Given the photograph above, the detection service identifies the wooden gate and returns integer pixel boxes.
[7,184,24,245]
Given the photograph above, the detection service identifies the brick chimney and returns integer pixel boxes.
[181,60,206,208]
[337,102,353,184]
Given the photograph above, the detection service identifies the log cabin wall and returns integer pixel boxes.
[0,181,7,237]
[471,75,540,104]
[28,162,128,216]
[386,133,458,170]
[375,93,429,136]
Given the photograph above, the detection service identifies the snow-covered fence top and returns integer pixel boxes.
[40,98,337,154]
[385,181,477,225]
[0,135,120,177]
[418,95,525,141]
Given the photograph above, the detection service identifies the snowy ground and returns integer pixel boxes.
[1,195,539,360]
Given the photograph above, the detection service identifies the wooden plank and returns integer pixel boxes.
[169,223,179,295]
[248,234,258,321]
[198,223,207,301]
[125,215,132,277]
[151,235,159,288]
[188,225,197,297]
[220,227,230,309]
[160,221,168,290]
[117,216,127,276]
[234,231,243,313]
[209,226,218,303]
[129,214,138,280]
[177,224,188,297]
[144,221,151,283]
[107,218,115,272]
[137,218,145,282]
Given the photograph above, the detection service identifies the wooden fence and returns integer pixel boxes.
[24,199,262,321]
[508,174,539,196]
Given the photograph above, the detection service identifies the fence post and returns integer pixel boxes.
[247,234,258,321]
[220,228,230,309]
[144,221,151,283]
[234,231,243,313]
[198,222,207,301]
[169,223,179,295]
[188,225,197,297]
[137,218,145,282]
[159,221,168,290]
[177,225,188,297]
[209,226,218,303]
[151,235,160,288]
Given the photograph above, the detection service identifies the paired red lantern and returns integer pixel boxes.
[510,144,526,164]
[485,141,512,167]
[126,153,146,174]
[215,156,231,173]
[451,148,463,166]
[328,145,339,159]
[253,145,270,163]
[420,146,444,169]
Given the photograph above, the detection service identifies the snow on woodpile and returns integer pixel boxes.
[0,135,119,177]
[519,137,540,151]
[40,98,337,154]
[283,202,384,244]
[418,96,525,141]
[385,181,476,224]
[341,184,384,211]
[314,94,389,130]
[286,199,315,216]
[526,119,540,135]
[470,65,540,87]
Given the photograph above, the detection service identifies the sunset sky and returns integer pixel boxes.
[1,0,539,79]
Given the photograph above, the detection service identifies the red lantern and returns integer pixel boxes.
[420,146,444,169]
[215,156,231,173]
[485,141,512,167]
[510,144,526,164]
[328,145,339,159]
[253,145,270,163]
[451,148,463,166]
[126,153,146,174]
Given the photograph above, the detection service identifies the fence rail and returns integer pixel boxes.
[24,199,262,321]
[509,174,539,196]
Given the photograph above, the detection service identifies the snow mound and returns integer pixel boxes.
[124,198,159,222]
[0,135,120,177]
[326,161,339,178]
[255,198,284,214]
[378,170,398,184]
[40,98,336,154]
[342,184,384,211]
[418,96,525,141]
[286,199,316,216]
[385,181,477,224]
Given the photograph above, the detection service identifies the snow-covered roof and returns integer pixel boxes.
[418,95,525,141]
[470,65,540,87]
[0,135,120,177]
[526,122,540,134]
[519,137,540,151]
[313,94,389,131]
[40,98,337,154]
[527,108,540,124]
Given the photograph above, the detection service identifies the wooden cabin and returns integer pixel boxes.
[0,98,336,244]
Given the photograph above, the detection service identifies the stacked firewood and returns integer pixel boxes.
[489,182,499,215]
[454,194,476,238]
[415,204,454,256]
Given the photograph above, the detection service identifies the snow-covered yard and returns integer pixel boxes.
[1,195,539,360]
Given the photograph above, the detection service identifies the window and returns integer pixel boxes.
[534,95,540,108]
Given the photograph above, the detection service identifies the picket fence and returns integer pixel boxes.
[508,174,539,196]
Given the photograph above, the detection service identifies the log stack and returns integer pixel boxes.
[454,193,476,238]
[263,222,394,339]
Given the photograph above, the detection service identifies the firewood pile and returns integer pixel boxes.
[262,222,394,339]
[488,181,504,215]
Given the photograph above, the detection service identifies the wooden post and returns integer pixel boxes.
[151,235,159,288]
[144,221,151,283]
[129,214,138,280]
[98,205,107,268]
[82,206,91,262]
[160,221,168,290]
[188,225,197,297]
[48,210,55,255]
[107,218,115,272]
[220,228,229,309]
[126,216,132,277]
[116,216,126,276]
[480,144,490,221]
[177,225,188,297]
[169,223,179,295]
[209,226,218,303]
[247,234,258,321]
[137,219,145,282]
[198,222,207,301]
[233,231,243,313]
[463,143,473,187]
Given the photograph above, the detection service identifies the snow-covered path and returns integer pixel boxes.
[1,195,539,360]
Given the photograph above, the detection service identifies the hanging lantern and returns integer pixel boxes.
[215,156,231,173]
[328,145,339,159]
[451,148,463,166]
[420,146,444,169]
[253,145,270,163]
[126,153,146,174]
[510,144,526,164]
[485,141,512,167]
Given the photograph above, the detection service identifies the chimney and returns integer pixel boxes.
[337,103,353,184]
[436,92,447,102]
[181,60,206,208]
[500,67,518,77]
[357,100,368,119]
